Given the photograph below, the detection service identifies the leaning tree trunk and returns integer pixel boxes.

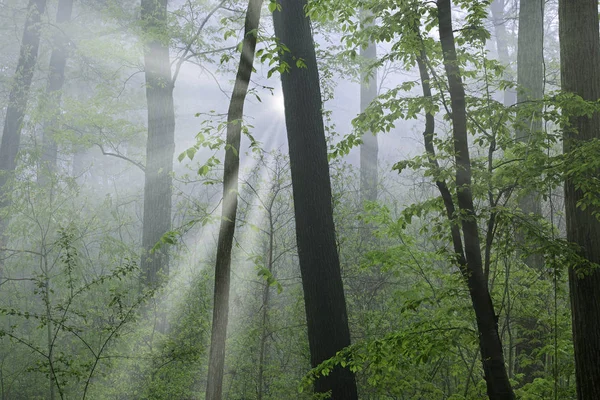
[140,0,176,286]
[437,1,515,399]
[204,0,263,398]
[272,1,358,398]
[0,0,47,203]
[514,0,545,384]
[558,0,600,398]
[0,0,47,276]
[39,0,74,188]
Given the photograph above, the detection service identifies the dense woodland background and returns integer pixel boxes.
[0,0,599,399]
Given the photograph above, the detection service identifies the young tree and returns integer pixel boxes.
[140,0,176,285]
[558,0,600,398]
[272,1,358,398]
[204,0,264,397]
[437,0,514,398]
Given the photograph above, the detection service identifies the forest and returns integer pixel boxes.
[0,0,599,399]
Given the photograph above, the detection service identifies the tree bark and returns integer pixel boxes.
[39,0,74,187]
[272,2,358,398]
[204,0,263,397]
[437,1,515,398]
[514,0,545,384]
[140,0,176,286]
[558,1,600,398]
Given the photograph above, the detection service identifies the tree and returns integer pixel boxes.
[514,0,545,383]
[272,1,358,398]
[558,0,600,398]
[140,0,176,286]
[490,0,516,106]
[204,0,264,397]
[437,0,515,398]
[0,0,47,210]
[39,0,74,188]
[359,11,378,206]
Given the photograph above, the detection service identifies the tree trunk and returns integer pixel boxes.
[0,0,47,199]
[0,0,47,278]
[437,1,515,399]
[514,0,545,384]
[39,0,74,187]
[272,2,358,398]
[204,0,263,398]
[140,0,176,286]
[558,1,600,398]
[359,11,378,205]
[490,0,516,107]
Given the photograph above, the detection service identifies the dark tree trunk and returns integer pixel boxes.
[140,0,176,286]
[437,1,515,399]
[0,0,47,196]
[558,1,600,398]
[272,2,358,399]
[39,0,74,187]
[359,11,378,205]
[514,0,545,384]
[490,0,516,106]
[204,0,263,397]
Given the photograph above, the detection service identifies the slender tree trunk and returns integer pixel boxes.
[257,209,274,400]
[272,2,358,398]
[204,0,263,397]
[437,1,515,399]
[558,1,600,398]
[359,11,378,205]
[39,0,74,187]
[490,0,516,107]
[140,0,176,286]
[514,0,545,384]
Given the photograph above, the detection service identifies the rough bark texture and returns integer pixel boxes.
[272,2,358,398]
[514,0,544,383]
[39,0,74,187]
[0,0,47,195]
[437,1,515,399]
[490,0,516,106]
[359,12,378,205]
[140,0,176,286]
[204,0,263,398]
[558,0,600,398]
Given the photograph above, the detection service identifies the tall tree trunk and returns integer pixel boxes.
[558,1,600,398]
[39,0,74,187]
[0,0,47,198]
[140,0,176,286]
[204,0,263,397]
[514,0,545,384]
[272,2,358,398]
[437,1,515,399]
[359,11,378,205]
[490,0,516,107]
[0,0,47,276]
